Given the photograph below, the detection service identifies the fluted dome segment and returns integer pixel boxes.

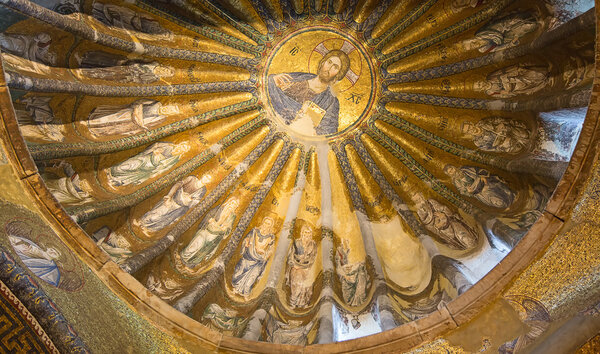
[0,0,593,345]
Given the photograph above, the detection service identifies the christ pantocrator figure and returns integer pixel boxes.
[268,49,351,136]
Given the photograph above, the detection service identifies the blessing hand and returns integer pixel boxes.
[273,73,293,91]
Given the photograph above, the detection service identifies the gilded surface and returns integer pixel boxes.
[0,0,595,352]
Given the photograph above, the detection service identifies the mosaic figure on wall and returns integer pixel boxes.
[180,198,239,266]
[8,230,61,287]
[92,2,172,37]
[413,194,478,250]
[53,0,81,15]
[489,184,549,246]
[107,141,189,187]
[231,217,276,296]
[473,11,539,53]
[2,218,83,292]
[42,161,93,205]
[462,117,531,154]
[145,271,183,301]
[265,316,313,345]
[563,49,595,90]
[91,226,132,264]
[136,174,212,232]
[335,239,370,307]
[478,63,551,98]
[88,99,178,137]
[268,50,350,135]
[77,50,146,68]
[444,165,516,209]
[0,32,56,65]
[286,223,317,308]
[401,291,452,321]
[499,295,551,354]
[202,303,245,332]
[16,96,64,142]
[450,0,488,13]
[78,61,175,84]
[491,210,542,247]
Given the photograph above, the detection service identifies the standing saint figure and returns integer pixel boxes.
[444,164,516,209]
[16,96,64,142]
[0,32,56,65]
[462,117,531,154]
[413,194,478,250]
[88,99,178,137]
[136,174,212,232]
[53,0,81,14]
[202,303,245,332]
[286,224,317,308]
[76,61,175,84]
[8,232,61,287]
[476,63,552,98]
[265,316,314,345]
[92,2,172,38]
[231,217,276,296]
[107,141,189,187]
[91,226,132,264]
[77,50,142,68]
[180,198,240,266]
[41,161,93,205]
[335,239,370,307]
[472,11,539,53]
[451,0,488,13]
[268,49,351,135]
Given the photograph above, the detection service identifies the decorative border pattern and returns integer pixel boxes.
[380,0,513,67]
[0,0,259,69]
[0,279,58,353]
[0,248,89,353]
[137,0,264,55]
[173,137,295,312]
[122,129,279,274]
[375,112,509,169]
[6,71,256,97]
[366,121,475,214]
[28,98,261,160]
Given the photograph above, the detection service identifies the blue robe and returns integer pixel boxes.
[10,236,60,287]
[268,73,340,135]
[139,185,206,231]
[231,228,274,296]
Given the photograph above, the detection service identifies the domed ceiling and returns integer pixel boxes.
[0,0,594,346]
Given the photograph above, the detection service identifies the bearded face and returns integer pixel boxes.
[318,55,342,83]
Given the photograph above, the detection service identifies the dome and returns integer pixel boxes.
[0,0,597,352]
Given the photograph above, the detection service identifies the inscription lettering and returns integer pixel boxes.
[346,93,363,105]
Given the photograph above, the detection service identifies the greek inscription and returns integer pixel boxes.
[426,14,437,27]
[367,193,383,208]
[440,79,451,93]
[197,132,208,145]
[305,205,320,215]
[436,44,448,61]
[218,155,232,170]
[438,117,448,131]
[423,148,434,163]
[393,176,408,186]
[346,93,363,105]
[192,36,202,48]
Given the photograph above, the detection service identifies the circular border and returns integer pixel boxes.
[0,12,597,354]
[261,25,377,140]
